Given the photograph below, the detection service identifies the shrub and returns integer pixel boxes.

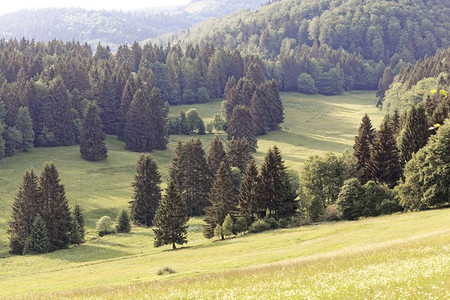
[214,224,224,239]
[233,217,248,234]
[297,73,317,94]
[222,214,234,237]
[379,199,403,215]
[265,217,280,230]
[322,204,340,221]
[249,219,272,233]
[96,216,114,236]
[157,267,177,275]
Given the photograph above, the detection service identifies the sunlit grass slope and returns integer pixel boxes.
[2,209,449,299]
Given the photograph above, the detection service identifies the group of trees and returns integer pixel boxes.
[167,109,206,135]
[8,163,85,254]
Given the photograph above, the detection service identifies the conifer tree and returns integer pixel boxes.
[336,178,364,220]
[0,122,5,159]
[239,159,259,222]
[227,105,257,151]
[207,136,226,178]
[169,141,186,194]
[153,179,189,249]
[226,137,252,173]
[250,89,269,135]
[182,138,212,216]
[262,80,284,130]
[80,102,107,161]
[398,105,430,165]
[204,161,236,239]
[368,117,402,188]
[39,163,72,251]
[130,155,162,226]
[73,205,85,243]
[69,217,83,246]
[116,209,131,233]
[125,89,151,152]
[118,76,138,140]
[353,114,376,184]
[148,87,168,150]
[222,214,234,238]
[15,107,34,151]
[23,215,50,255]
[8,170,41,254]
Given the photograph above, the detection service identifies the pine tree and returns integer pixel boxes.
[353,114,376,184]
[15,107,34,151]
[39,163,72,251]
[239,159,259,222]
[130,155,162,226]
[226,137,252,173]
[261,80,284,130]
[207,136,227,178]
[182,138,212,216]
[204,161,237,239]
[227,105,257,151]
[80,102,107,161]
[369,117,402,188]
[398,105,430,165]
[148,87,168,150]
[116,209,131,233]
[73,205,85,243]
[153,179,189,249]
[118,76,138,140]
[23,215,50,255]
[250,89,270,135]
[8,170,41,254]
[69,217,83,246]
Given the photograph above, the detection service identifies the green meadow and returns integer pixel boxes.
[0,91,417,298]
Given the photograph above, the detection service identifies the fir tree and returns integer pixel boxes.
[261,80,284,130]
[226,137,252,173]
[369,117,402,188]
[125,89,151,152]
[80,102,107,161]
[118,76,138,140]
[204,161,237,239]
[398,105,430,165]
[353,114,376,184]
[8,170,41,254]
[250,89,270,135]
[23,215,50,255]
[222,214,234,238]
[15,107,34,151]
[153,179,189,249]
[69,217,83,246]
[116,209,131,233]
[239,159,259,222]
[39,163,72,251]
[207,136,227,178]
[148,87,168,150]
[130,155,162,226]
[73,205,85,243]
[227,105,257,151]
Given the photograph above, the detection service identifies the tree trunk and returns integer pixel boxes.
[172,242,176,250]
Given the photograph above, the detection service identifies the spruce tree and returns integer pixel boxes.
[207,136,227,178]
[153,179,189,249]
[80,102,107,161]
[239,159,259,222]
[148,87,168,150]
[130,155,162,226]
[261,80,284,130]
[369,117,402,188]
[226,137,252,173]
[250,89,269,135]
[23,215,50,255]
[73,205,85,243]
[398,105,430,165]
[116,209,131,233]
[69,217,83,246]
[118,76,138,140]
[204,161,236,239]
[39,163,72,251]
[353,114,376,184]
[227,105,257,151]
[169,141,186,195]
[125,89,151,152]
[8,170,41,254]
[222,214,234,238]
[15,107,34,151]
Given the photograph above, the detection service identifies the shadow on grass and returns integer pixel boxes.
[47,244,132,263]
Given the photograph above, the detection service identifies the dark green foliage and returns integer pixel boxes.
[398,105,430,165]
[369,117,402,188]
[130,155,162,227]
[80,102,107,161]
[248,219,272,233]
[233,216,248,234]
[8,170,41,254]
[297,73,317,94]
[361,181,395,217]
[204,162,237,239]
[69,217,83,246]
[207,136,226,178]
[39,163,72,251]
[118,76,139,140]
[226,137,252,173]
[15,107,34,151]
[309,196,324,222]
[227,105,257,151]
[0,122,5,159]
[73,205,85,243]
[353,115,376,184]
[239,159,259,222]
[153,179,189,249]
[222,214,234,238]
[116,209,131,233]
[23,215,50,255]
[197,87,210,103]
[398,121,450,210]
[186,109,205,134]
[337,178,364,220]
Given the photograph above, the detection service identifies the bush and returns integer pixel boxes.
[249,219,272,233]
[264,217,280,230]
[214,224,224,239]
[157,267,177,275]
[223,214,234,237]
[96,216,114,236]
[379,200,403,215]
[297,73,317,94]
[322,204,340,221]
[233,217,248,234]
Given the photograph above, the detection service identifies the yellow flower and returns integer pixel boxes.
[431,89,437,94]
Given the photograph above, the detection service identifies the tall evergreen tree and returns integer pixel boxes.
[8,170,41,254]
[226,137,252,173]
[73,205,85,243]
[227,105,257,151]
[204,161,236,239]
[23,215,50,255]
[398,105,430,165]
[353,114,376,184]
[207,136,227,178]
[130,155,162,226]
[153,179,189,249]
[80,102,107,161]
[368,117,402,188]
[15,107,34,151]
[239,159,259,222]
[118,76,138,140]
[250,88,270,135]
[261,80,284,130]
[39,163,72,251]
[148,87,168,150]
[125,89,151,152]
[116,209,131,233]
